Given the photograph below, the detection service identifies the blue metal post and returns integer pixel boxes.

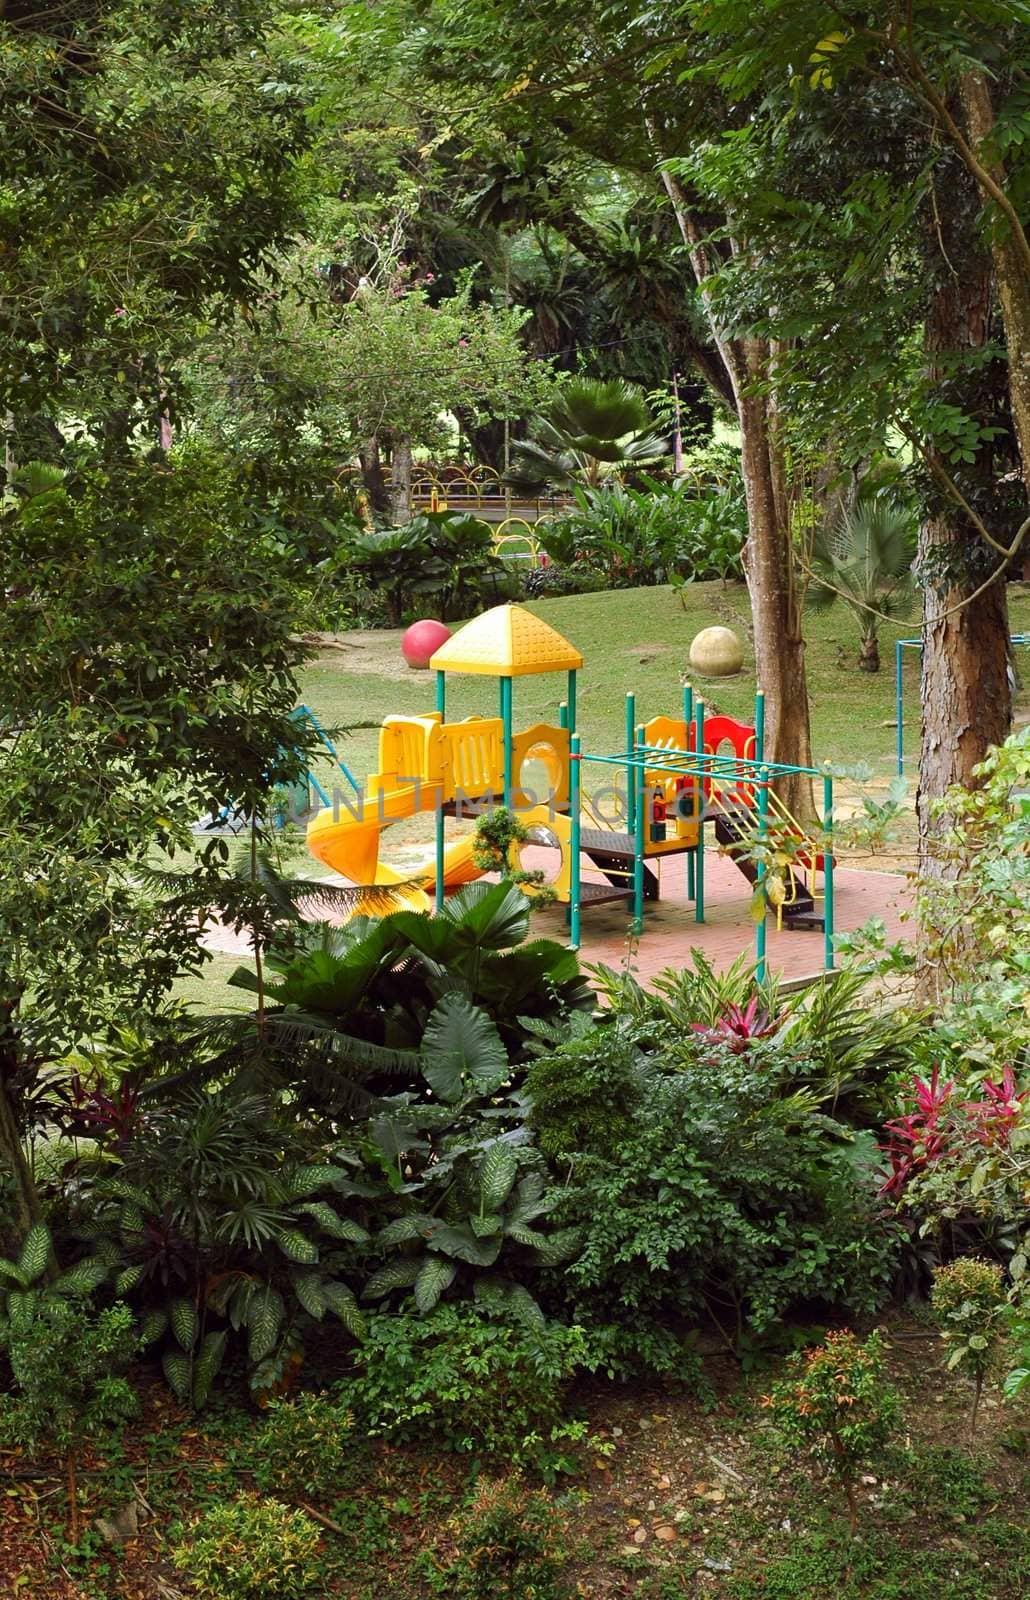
[755,765,770,985]
[823,771,835,972]
[895,639,905,776]
[633,724,646,934]
[500,676,513,809]
[436,670,446,719]
[695,697,706,923]
[569,734,582,948]
[625,692,636,832]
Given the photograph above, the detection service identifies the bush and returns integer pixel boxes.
[253,1392,355,1502]
[762,1329,899,1534]
[339,511,514,624]
[420,1473,573,1599]
[931,1257,1007,1430]
[334,1306,588,1465]
[525,1015,645,1161]
[535,466,746,587]
[171,1494,321,1600]
[552,1045,901,1347]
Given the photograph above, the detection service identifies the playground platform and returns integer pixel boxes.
[520,849,912,986]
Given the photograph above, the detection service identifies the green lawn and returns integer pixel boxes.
[301,580,1030,795]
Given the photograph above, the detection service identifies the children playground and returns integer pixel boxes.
[204,597,918,986]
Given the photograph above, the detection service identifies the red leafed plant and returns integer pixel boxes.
[880,1064,1027,1195]
[61,1074,143,1151]
[691,998,782,1054]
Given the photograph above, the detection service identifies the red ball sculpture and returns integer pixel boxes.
[402,618,452,670]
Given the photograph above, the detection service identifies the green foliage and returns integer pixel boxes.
[171,1493,322,1600]
[472,807,555,902]
[553,1045,900,1347]
[763,1330,900,1532]
[419,1473,573,1599]
[931,1257,1007,1428]
[253,1393,356,1502]
[918,730,1030,1067]
[808,497,916,671]
[230,880,594,1075]
[509,377,668,490]
[0,1225,139,1457]
[525,1015,644,1160]
[537,469,746,588]
[340,511,515,625]
[335,1305,588,1467]
[70,1090,369,1405]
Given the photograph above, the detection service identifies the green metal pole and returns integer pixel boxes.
[625,691,636,832]
[754,688,765,762]
[435,670,446,719]
[569,734,582,948]
[755,764,770,985]
[823,771,835,972]
[633,724,646,934]
[695,696,706,923]
[558,700,568,731]
[567,669,577,735]
[500,676,513,809]
[683,683,695,900]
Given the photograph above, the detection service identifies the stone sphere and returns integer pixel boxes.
[688,625,745,677]
[402,618,452,670]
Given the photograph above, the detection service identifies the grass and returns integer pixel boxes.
[302,580,1030,800]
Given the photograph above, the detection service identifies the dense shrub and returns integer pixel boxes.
[253,1392,356,1501]
[171,1494,322,1600]
[418,1473,574,1599]
[334,1306,588,1464]
[536,468,746,587]
[525,1015,646,1161]
[337,510,517,624]
[550,1045,900,1342]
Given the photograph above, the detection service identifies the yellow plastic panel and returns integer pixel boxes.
[429,603,583,677]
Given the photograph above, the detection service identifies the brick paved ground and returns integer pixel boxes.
[204,849,912,987]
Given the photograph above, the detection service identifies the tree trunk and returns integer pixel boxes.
[960,73,1030,498]
[358,438,390,520]
[388,437,412,525]
[858,630,880,673]
[653,147,814,814]
[917,183,1011,869]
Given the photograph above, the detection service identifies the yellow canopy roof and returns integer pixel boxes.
[430,603,583,677]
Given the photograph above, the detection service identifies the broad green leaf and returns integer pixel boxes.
[192,1331,227,1410]
[246,1286,285,1364]
[479,1143,518,1211]
[363,1258,421,1298]
[55,1256,108,1295]
[322,1281,367,1340]
[171,1296,198,1353]
[427,1224,501,1267]
[162,1347,192,1404]
[275,1228,320,1265]
[421,994,508,1104]
[414,1256,456,1314]
[296,1202,369,1244]
[376,1215,434,1247]
[290,1271,327,1321]
[18,1224,51,1284]
[139,1308,168,1346]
